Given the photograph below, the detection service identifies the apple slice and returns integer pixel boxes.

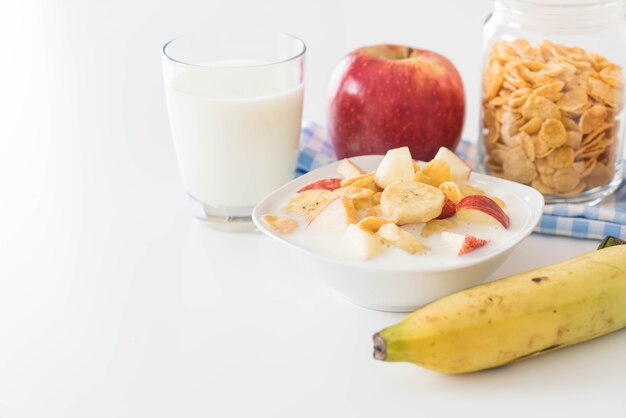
[343,224,385,259]
[459,235,489,255]
[337,158,365,180]
[377,223,429,254]
[307,197,357,235]
[433,147,471,181]
[436,198,457,220]
[374,146,415,188]
[456,194,510,229]
[298,178,342,193]
[441,231,489,256]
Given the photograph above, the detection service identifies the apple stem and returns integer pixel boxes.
[406,47,413,58]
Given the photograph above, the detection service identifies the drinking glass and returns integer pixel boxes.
[162,32,306,230]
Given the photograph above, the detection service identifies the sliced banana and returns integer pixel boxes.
[284,189,335,221]
[377,223,429,254]
[380,181,445,224]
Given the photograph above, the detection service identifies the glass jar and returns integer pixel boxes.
[478,0,626,204]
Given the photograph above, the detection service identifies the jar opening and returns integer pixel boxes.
[494,0,624,33]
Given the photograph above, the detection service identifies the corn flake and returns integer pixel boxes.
[556,88,588,112]
[531,178,557,195]
[579,104,608,134]
[520,117,543,134]
[533,135,554,158]
[357,216,392,233]
[553,166,581,193]
[599,65,624,89]
[522,95,560,120]
[502,146,537,184]
[535,157,556,175]
[413,171,439,187]
[584,161,612,189]
[263,214,299,234]
[421,219,458,238]
[565,131,583,149]
[481,38,622,197]
[588,78,620,107]
[547,145,575,169]
[422,160,451,187]
[520,132,536,160]
[561,115,580,132]
[539,118,567,147]
[340,172,375,188]
[333,185,374,200]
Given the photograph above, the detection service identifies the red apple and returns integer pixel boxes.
[456,195,510,229]
[441,231,489,256]
[436,198,457,220]
[327,44,465,161]
[297,178,342,193]
[458,234,489,256]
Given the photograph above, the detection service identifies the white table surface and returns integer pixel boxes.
[1,1,625,417]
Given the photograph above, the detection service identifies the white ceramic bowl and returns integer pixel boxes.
[252,155,544,312]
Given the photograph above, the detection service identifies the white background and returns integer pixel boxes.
[0,0,495,240]
[1,1,624,417]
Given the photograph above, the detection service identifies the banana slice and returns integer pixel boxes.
[284,189,335,221]
[380,181,445,224]
[377,223,429,254]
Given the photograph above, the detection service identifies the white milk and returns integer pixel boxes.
[277,181,529,269]
[164,61,304,208]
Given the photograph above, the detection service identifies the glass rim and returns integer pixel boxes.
[161,31,307,69]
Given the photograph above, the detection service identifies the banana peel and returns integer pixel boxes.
[373,237,626,374]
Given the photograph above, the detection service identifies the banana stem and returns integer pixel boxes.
[373,333,387,361]
[598,236,626,250]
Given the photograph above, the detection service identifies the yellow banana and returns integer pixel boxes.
[373,244,626,374]
[380,181,444,224]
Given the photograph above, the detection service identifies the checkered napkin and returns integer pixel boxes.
[297,121,626,241]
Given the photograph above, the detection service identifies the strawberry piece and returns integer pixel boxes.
[298,178,342,193]
[458,234,489,256]
[436,198,457,220]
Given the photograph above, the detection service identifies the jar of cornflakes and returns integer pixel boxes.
[479,0,626,203]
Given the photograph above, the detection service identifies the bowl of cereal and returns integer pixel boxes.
[253,147,544,312]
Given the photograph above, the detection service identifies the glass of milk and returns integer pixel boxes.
[161,32,306,231]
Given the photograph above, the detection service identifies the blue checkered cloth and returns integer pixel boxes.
[297,121,626,241]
